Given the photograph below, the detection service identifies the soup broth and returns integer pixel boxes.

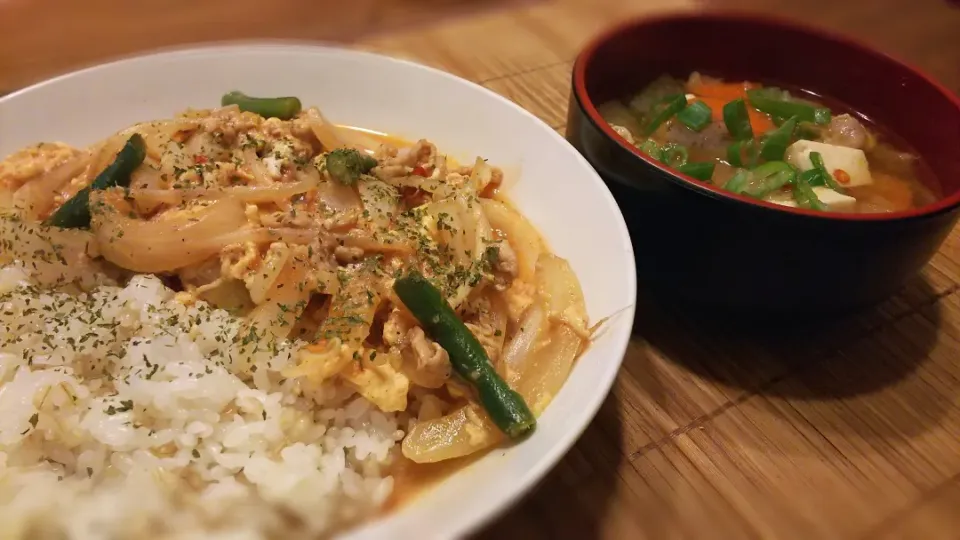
[599,72,941,214]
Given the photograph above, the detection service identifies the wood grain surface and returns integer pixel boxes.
[2,0,960,538]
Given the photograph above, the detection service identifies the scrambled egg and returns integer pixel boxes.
[0,142,82,191]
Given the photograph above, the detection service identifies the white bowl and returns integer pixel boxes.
[0,44,637,540]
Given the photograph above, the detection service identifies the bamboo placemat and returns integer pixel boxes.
[2,0,960,538]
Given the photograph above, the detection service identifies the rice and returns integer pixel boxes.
[0,265,400,539]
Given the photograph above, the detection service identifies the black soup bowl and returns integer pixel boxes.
[567,12,960,315]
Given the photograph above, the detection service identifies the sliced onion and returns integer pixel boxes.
[125,173,319,206]
[334,125,390,153]
[535,253,589,337]
[502,303,545,387]
[422,194,491,308]
[381,174,459,200]
[515,324,582,416]
[245,243,291,305]
[183,131,229,163]
[480,199,543,282]
[242,148,271,186]
[358,179,399,229]
[128,165,165,215]
[248,255,311,339]
[335,229,414,255]
[303,108,347,151]
[12,155,89,220]
[401,403,503,464]
[158,140,191,181]
[85,120,200,185]
[92,195,249,273]
[468,157,494,192]
[0,188,12,211]
[316,178,362,214]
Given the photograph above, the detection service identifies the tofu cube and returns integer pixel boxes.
[785,140,873,187]
[812,187,857,211]
[765,187,857,212]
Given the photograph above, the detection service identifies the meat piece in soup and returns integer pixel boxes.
[599,72,941,214]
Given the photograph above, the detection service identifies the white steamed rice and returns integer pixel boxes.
[0,264,400,539]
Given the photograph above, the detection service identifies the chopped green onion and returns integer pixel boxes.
[659,143,689,167]
[809,151,845,192]
[642,94,687,136]
[723,98,754,140]
[799,168,826,187]
[726,139,759,168]
[674,161,715,181]
[676,100,712,131]
[722,161,797,199]
[793,172,827,210]
[637,138,661,157]
[743,161,798,198]
[758,116,797,161]
[746,89,831,125]
[813,108,832,125]
[723,169,751,193]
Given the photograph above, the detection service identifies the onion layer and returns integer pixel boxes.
[92,195,247,273]
[125,173,319,206]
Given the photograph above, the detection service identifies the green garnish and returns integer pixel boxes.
[221,91,302,120]
[642,94,687,136]
[746,88,831,125]
[723,98,754,140]
[659,143,689,168]
[676,100,712,131]
[325,149,378,186]
[758,116,797,161]
[674,161,715,181]
[723,161,798,199]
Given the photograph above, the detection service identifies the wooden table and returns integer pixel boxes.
[3,0,960,538]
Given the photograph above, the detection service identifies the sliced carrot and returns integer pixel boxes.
[692,96,775,135]
[746,108,776,136]
[686,80,758,101]
[870,173,914,210]
[686,77,776,136]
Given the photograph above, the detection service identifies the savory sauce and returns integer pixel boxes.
[599,73,941,214]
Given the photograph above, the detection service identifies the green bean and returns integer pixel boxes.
[676,100,712,131]
[746,89,831,125]
[221,91,302,120]
[394,272,536,439]
[674,161,715,181]
[641,94,687,136]
[758,116,797,161]
[723,98,754,140]
[45,134,146,229]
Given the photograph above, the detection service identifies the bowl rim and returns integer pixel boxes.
[0,42,639,540]
[572,10,960,222]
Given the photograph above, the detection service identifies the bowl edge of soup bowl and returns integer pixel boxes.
[566,11,960,315]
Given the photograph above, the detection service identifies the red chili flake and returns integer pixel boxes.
[833,169,851,185]
[195,154,209,164]
[401,186,429,207]
[411,165,428,177]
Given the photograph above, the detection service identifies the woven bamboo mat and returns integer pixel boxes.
[2,0,960,538]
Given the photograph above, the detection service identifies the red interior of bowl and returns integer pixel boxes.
[574,12,960,221]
